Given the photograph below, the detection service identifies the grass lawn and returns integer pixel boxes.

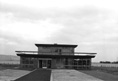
[0,64,19,70]
[79,70,118,81]
[0,69,30,81]
[92,66,118,75]
[0,64,31,81]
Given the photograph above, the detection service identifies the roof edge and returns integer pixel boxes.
[35,43,78,48]
[17,54,95,58]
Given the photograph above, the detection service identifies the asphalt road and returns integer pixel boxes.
[14,69,51,81]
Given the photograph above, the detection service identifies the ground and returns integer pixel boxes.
[0,65,118,81]
[80,70,118,81]
[92,66,118,75]
[52,69,103,81]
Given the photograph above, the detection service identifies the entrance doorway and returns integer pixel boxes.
[38,60,51,69]
[39,60,42,68]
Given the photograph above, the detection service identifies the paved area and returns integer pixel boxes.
[51,69,104,81]
[14,69,51,81]
[12,69,118,81]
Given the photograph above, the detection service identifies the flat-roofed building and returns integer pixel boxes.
[16,43,96,69]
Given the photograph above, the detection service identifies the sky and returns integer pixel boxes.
[0,0,118,62]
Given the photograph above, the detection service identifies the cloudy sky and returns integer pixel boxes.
[0,0,118,62]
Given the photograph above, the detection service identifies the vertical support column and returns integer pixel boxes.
[81,59,83,69]
[20,57,23,68]
[90,58,92,69]
[85,59,87,69]
[77,59,79,69]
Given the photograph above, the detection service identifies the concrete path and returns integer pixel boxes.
[51,69,104,81]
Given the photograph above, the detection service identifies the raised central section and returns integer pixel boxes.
[35,44,77,55]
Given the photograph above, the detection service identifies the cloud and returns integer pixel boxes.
[48,7,118,43]
[0,12,64,41]
[0,6,64,55]
[1,1,118,61]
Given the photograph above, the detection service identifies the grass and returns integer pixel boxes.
[92,66,118,75]
[79,66,118,81]
[79,70,118,81]
[0,63,20,70]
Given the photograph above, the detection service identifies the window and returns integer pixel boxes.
[55,49,62,55]
[58,49,62,55]
[65,58,68,65]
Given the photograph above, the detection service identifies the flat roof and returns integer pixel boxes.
[35,44,78,48]
[17,54,95,59]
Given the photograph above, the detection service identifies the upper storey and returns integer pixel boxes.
[35,43,77,55]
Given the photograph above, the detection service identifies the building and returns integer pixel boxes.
[16,43,96,69]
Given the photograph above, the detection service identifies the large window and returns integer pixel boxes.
[21,57,35,64]
[73,58,91,69]
[21,57,35,69]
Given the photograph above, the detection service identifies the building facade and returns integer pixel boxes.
[16,44,96,69]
